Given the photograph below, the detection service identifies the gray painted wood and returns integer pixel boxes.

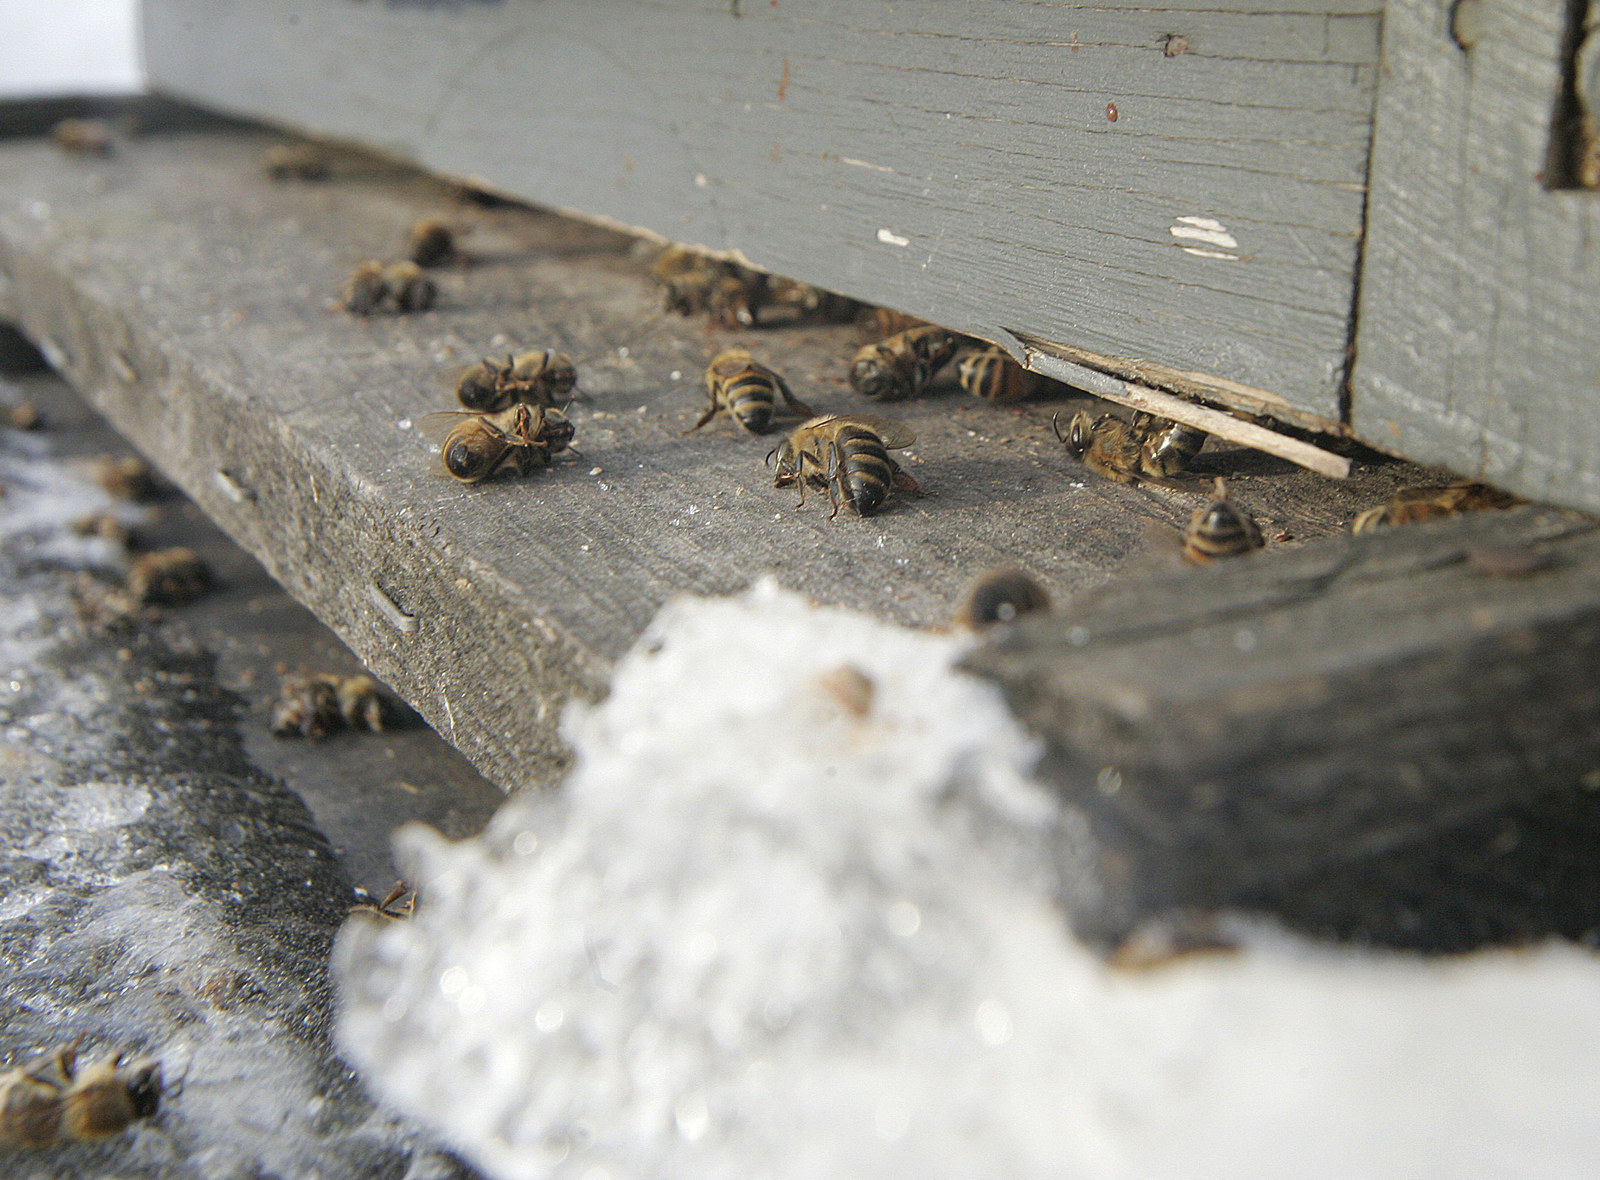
[965,506,1600,950]
[141,0,1380,425]
[1352,0,1600,515]
[0,120,1443,792]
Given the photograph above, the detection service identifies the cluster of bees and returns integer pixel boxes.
[338,218,461,316]
[0,1042,159,1149]
[270,672,389,740]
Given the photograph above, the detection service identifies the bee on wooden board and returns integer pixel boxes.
[768,414,921,519]
[0,1042,160,1149]
[685,347,814,435]
[455,349,579,412]
[1182,477,1263,564]
[956,347,1044,404]
[126,547,211,606]
[271,672,387,739]
[1054,410,1207,486]
[423,404,576,483]
[954,566,1052,630]
[340,260,437,315]
[263,143,331,181]
[651,245,769,327]
[849,324,959,401]
[50,118,113,156]
[1350,481,1524,534]
[765,277,863,324]
[855,306,929,342]
[406,216,457,267]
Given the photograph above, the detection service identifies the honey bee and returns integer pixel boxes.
[271,672,387,739]
[0,1043,159,1148]
[351,881,417,921]
[685,347,814,435]
[954,567,1052,629]
[406,217,456,267]
[92,454,159,501]
[455,349,578,412]
[1350,482,1523,534]
[768,414,920,518]
[424,404,575,483]
[263,143,330,181]
[126,548,211,606]
[1054,410,1203,486]
[854,307,928,342]
[340,261,437,315]
[652,246,769,326]
[1130,411,1208,477]
[956,348,1043,404]
[849,325,958,401]
[765,277,862,324]
[50,118,113,156]
[1182,478,1263,563]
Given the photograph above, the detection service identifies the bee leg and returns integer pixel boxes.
[825,441,848,520]
[681,402,720,436]
[773,373,815,419]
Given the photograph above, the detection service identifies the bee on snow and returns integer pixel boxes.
[768,414,920,518]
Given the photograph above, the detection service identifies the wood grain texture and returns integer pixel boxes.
[1352,0,1600,515]
[142,0,1379,424]
[0,120,1447,792]
[964,507,1600,950]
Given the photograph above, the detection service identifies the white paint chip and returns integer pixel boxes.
[876,228,910,247]
[841,157,896,174]
[1171,216,1241,259]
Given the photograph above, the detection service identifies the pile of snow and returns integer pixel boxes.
[334,580,1600,1180]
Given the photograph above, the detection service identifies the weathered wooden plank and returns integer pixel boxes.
[1351,0,1600,515]
[0,117,1439,792]
[141,0,1379,423]
[964,506,1600,950]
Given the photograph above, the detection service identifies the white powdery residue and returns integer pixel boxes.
[333,581,1600,1180]
[1170,215,1240,261]
[876,228,910,247]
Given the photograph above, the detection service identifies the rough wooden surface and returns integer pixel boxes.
[0,116,1448,792]
[142,0,1379,425]
[966,506,1600,950]
[1351,0,1600,515]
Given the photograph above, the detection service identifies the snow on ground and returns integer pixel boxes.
[0,0,141,98]
[334,579,1600,1179]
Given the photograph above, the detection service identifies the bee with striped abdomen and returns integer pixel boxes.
[957,347,1043,404]
[0,1042,160,1148]
[954,567,1052,630]
[455,349,578,412]
[849,325,958,401]
[1131,411,1207,477]
[423,404,575,483]
[685,347,814,435]
[1182,478,1263,563]
[768,414,920,518]
[652,245,769,326]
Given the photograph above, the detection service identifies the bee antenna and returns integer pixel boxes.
[1051,411,1066,445]
[764,447,778,468]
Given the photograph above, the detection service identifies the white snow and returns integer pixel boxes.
[0,0,141,98]
[334,580,1600,1180]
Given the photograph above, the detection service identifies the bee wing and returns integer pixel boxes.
[834,414,916,449]
[417,410,478,443]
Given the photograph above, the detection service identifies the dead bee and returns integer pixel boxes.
[1350,482,1524,534]
[1054,410,1200,487]
[51,118,113,156]
[1131,411,1208,477]
[854,307,927,342]
[406,217,456,267]
[271,672,388,739]
[262,143,330,181]
[340,261,389,315]
[685,347,813,435]
[340,261,436,315]
[768,414,920,518]
[126,548,211,606]
[849,324,958,401]
[766,278,862,323]
[70,511,134,547]
[92,455,158,501]
[955,567,1052,629]
[455,349,578,412]
[58,1052,161,1143]
[1182,478,1263,563]
[423,404,575,483]
[0,1043,159,1148]
[652,246,769,326]
[351,881,417,921]
[382,261,437,312]
[956,348,1043,404]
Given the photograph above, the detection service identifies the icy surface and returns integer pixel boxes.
[0,420,471,1178]
[335,580,1600,1179]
